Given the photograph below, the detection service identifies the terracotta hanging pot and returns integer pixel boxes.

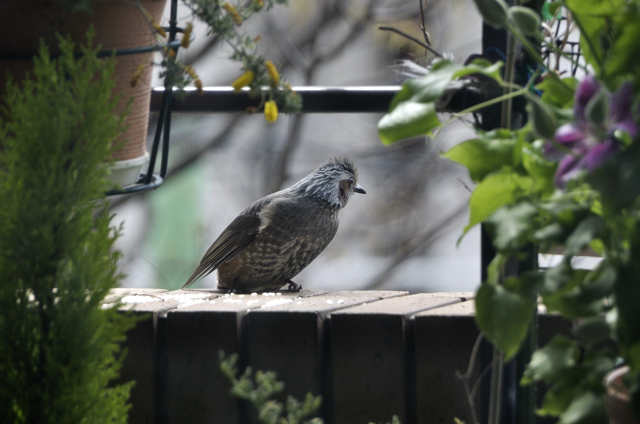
[605,366,640,424]
[0,0,167,186]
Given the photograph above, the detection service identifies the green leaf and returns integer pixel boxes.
[564,0,625,75]
[542,261,582,293]
[564,215,604,257]
[378,101,440,145]
[509,6,542,37]
[523,336,579,384]
[485,202,538,252]
[538,384,578,417]
[471,0,509,28]
[527,95,558,139]
[379,59,502,144]
[465,169,534,234]
[536,77,578,108]
[475,283,536,360]
[558,391,605,424]
[573,317,611,345]
[588,141,640,212]
[584,91,608,127]
[521,145,556,196]
[541,1,562,21]
[564,0,623,16]
[606,11,640,80]
[542,263,608,319]
[443,132,516,182]
[504,270,545,298]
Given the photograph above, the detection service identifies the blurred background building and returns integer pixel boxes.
[113,0,484,293]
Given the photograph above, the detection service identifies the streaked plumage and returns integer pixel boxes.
[183,156,365,292]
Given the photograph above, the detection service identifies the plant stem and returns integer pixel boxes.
[501,31,517,129]
[439,88,527,130]
[506,23,574,94]
[488,348,504,424]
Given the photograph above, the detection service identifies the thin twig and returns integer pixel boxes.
[378,26,443,58]
[488,348,504,424]
[456,334,484,424]
[500,31,516,129]
[418,0,431,46]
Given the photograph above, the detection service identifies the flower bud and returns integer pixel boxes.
[223,2,243,26]
[509,6,541,36]
[265,61,279,88]
[585,91,608,128]
[181,23,193,49]
[528,96,557,139]
[264,100,278,122]
[231,70,254,92]
[472,0,509,29]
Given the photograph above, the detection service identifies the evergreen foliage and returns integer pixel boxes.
[0,33,135,423]
[219,351,323,424]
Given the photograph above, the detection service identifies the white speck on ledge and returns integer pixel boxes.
[121,295,160,304]
[223,298,243,304]
[262,298,293,308]
[326,300,334,304]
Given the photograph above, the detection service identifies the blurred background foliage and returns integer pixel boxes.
[113,0,483,293]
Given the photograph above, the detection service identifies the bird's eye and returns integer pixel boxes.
[348,177,354,185]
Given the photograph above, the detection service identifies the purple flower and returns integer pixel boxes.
[545,76,638,188]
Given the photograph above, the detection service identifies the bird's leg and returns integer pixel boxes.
[226,288,239,294]
[286,280,303,293]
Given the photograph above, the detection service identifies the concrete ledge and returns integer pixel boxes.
[108,289,568,424]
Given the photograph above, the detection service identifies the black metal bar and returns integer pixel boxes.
[150,86,401,114]
[106,173,164,196]
[160,86,174,178]
[143,83,170,185]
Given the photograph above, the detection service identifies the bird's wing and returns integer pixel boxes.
[182,206,264,289]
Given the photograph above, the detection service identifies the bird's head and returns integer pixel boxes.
[294,156,366,209]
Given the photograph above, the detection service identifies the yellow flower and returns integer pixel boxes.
[265,60,279,88]
[151,18,166,37]
[223,2,243,26]
[184,65,199,80]
[181,22,193,48]
[130,64,146,87]
[231,70,254,92]
[264,100,278,122]
[195,78,203,95]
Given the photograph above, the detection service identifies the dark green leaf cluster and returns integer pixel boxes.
[378,0,640,421]
[219,351,323,424]
[450,2,640,422]
[0,34,136,423]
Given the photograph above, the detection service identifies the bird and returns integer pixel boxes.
[183,155,366,293]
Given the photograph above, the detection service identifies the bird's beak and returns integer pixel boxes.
[354,184,366,194]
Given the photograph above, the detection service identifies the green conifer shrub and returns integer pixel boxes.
[0,33,135,423]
